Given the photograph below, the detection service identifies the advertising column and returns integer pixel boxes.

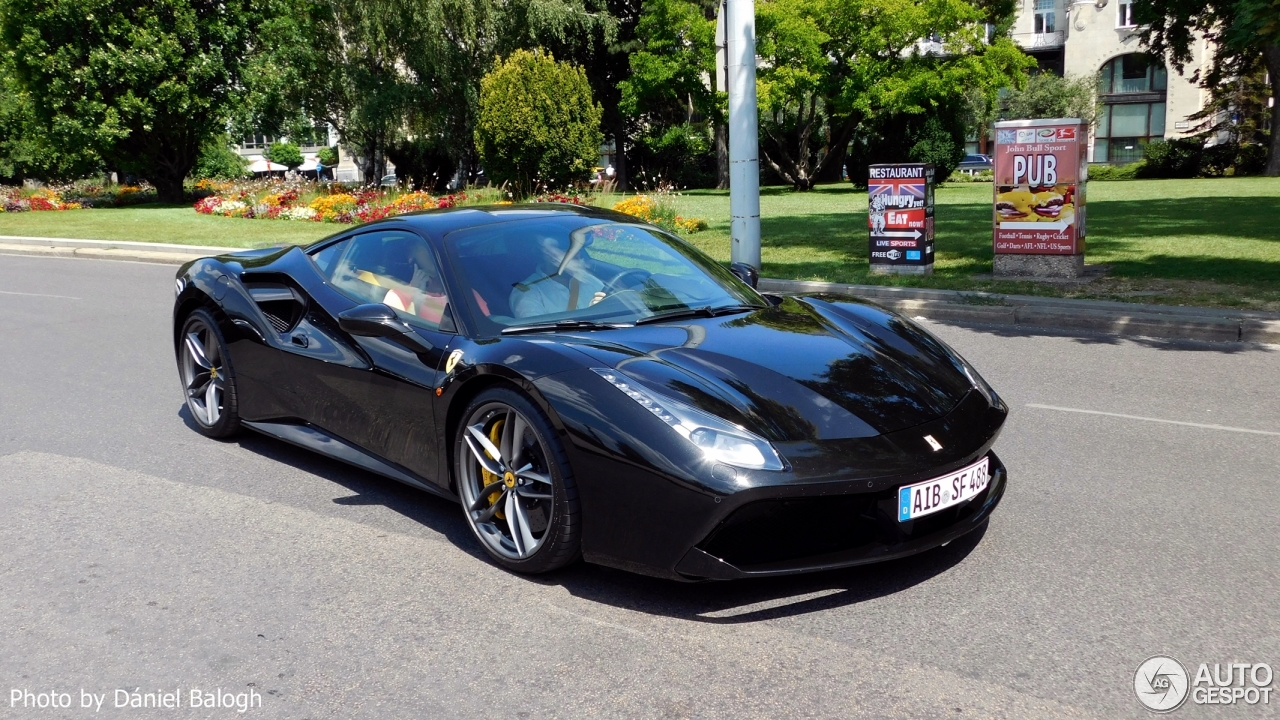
[868,163,934,275]
[992,118,1089,278]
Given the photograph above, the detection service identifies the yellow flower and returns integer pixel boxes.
[308,193,357,220]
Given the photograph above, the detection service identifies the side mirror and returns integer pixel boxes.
[338,303,433,354]
[730,262,759,289]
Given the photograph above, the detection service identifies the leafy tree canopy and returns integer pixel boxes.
[266,141,305,169]
[1134,0,1280,175]
[0,0,268,200]
[999,72,1099,125]
[754,0,1034,189]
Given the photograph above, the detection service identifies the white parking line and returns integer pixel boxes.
[1027,403,1280,437]
[0,289,82,300]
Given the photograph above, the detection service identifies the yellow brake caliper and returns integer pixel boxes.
[481,418,506,519]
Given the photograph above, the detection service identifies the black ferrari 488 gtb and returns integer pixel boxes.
[173,204,1007,580]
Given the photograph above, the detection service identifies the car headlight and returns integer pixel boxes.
[592,368,785,471]
[960,358,1001,408]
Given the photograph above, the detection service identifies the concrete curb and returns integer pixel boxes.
[759,278,1280,346]
[0,236,232,264]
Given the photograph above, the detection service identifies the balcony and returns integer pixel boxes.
[1012,30,1065,50]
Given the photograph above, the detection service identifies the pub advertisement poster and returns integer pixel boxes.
[992,119,1089,255]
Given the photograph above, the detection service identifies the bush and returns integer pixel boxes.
[629,124,716,189]
[848,105,968,187]
[1234,143,1268,175]
[908,116,965,180]
[475,49,604,199]
[266,142,304,170]
[1198,143,1238,177]
[316,145,339,167]
[192,136,250,180]
[386,137,456,192]
[1088,162,1144,180]
[1139,138,1202,178]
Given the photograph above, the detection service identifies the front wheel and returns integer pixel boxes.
[455,387,580,573]
[177,308,241,438]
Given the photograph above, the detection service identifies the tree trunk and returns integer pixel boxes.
[613,118,628,192]
[714,122,729,189]
[152,173,186,204]
[1265,45,1280,177]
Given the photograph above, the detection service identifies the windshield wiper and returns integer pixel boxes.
[634,304,762,325]
[501,319,626,335]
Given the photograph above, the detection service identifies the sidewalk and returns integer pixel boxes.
[760,278,1280,346]
[3,234,1277,345]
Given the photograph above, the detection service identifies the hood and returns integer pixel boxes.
[562,296,974,441]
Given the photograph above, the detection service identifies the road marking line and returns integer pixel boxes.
[1026,403,1280,437]
[0,289,81,300]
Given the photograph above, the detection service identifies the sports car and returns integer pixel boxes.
[172,204,1008,580]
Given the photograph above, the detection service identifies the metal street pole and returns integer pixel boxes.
[725,0,761,271]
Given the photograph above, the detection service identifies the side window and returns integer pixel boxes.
[310,239,349,277]
[323,230,453,332]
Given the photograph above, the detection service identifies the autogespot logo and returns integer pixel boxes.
[1135,656,1275,712]
[1135,656,1190,713]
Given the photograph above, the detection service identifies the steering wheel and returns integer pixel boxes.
[603,268,651,293]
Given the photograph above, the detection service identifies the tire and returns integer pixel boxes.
[176,308,241,438]
[454,387,580,573]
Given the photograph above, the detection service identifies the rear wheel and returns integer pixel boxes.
[455,388,580,573]
[177,308,241,438]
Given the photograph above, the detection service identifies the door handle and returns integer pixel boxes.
[291,334,310,348]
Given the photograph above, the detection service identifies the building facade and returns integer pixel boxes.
[234,125,371,182]
[1009,0,1214,163]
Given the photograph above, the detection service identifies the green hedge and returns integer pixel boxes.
[1088,162,1145,181]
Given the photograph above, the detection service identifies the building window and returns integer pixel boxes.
[240,134,275,150]
[1117,1,1136,28]
[1095,54,1169,163]
[1034,0,1056,34]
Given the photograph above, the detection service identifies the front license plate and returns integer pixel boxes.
[898,457,990,522]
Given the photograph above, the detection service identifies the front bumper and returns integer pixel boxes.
[673,452,1007,580]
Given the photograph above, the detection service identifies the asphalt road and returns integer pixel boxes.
[1,253,1277,719]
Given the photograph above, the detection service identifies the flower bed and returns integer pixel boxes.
[611,194,707,234]
[194,183,473,223]
[2,187,79,212]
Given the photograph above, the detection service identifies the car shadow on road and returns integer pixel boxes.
[538,523,987,624]
[190,406,989,625]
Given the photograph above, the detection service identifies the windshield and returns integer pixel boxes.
[444,214,765,334]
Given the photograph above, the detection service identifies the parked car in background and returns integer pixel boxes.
[380,174,398,187]
[957,154,993,175]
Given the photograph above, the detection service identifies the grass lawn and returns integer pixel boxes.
[2,177,1278,309]
[0,204,335,248]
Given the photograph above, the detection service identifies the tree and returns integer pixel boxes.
[256,0,430,184]
[1,0,266,200]
[999,72,1099,124]
[475,49,603,198]
[266,142,305,170]
[753,0,1034,190]
[0,56,100,182]
[1134,0,1280,175]
[192,136,251,180]
[386,136,457,192]
[618,0,722,187]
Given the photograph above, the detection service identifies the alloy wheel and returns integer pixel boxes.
[181,321,227,427]
[457,402,557,560]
